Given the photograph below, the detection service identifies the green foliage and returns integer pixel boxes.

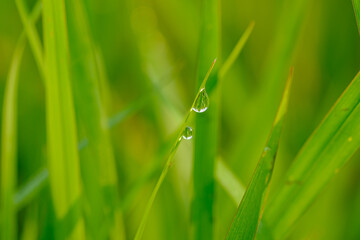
[192,0,219,238]
[134,59,216,240]
[226,69,292,240]
[42,0,85,237]
[0,3,42,239]
[215,158,245,206]
[354,0,360,33]
[1,29,25,240]
[261,72,360,239]
[0,0,359,239]
[65,0,123,237]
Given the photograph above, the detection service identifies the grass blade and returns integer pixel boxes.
[192,0,220,238]
[215,158,245,205]
[219,22,255,79]
[65,0,123,237]
[261,71,360,239]
[14,0,44,78]
[42,0,85,237]
[0,33,25,240]
[353,0,360,34]
[20,204,39,240]
[0,5,41,237]
[134,60,216,240]
[231,0,310,179]
[225,68,293,240]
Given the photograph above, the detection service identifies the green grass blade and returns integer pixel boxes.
[64,0,123,237]
[219,22,255,79]
[20,204,39,240]
[353,0,360,34]
[42,0,85,237]
[14,0,44,78]
[231,0,310,179]
[262,71,360,239]
[94,48,116,118]
[0,33,26,240]
[134,60,216,240]
[225,68,293,240]
[0,3,42,239]
[215,158,245,205]
[192,0,220,238]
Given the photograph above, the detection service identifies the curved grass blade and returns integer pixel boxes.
[134,59,216,240]
[42,0,85,237]
[0,3,42,239]
[353,0,360,34]
[226,68,293,240]
[0,34,26,240]
[14,0,44,78]
[261,71,360,239]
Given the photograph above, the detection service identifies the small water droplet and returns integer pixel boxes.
[262,147,271,157]
[192,88,209,113]
[182,126,193,140]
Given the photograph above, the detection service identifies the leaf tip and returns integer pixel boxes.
[274,67,294,125]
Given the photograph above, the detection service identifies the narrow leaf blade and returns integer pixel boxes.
[219,22,255,79]
[134,60,216,240]
[215,158,245,205]
[262,72,360,239]
[0,35,25,240]
[226,68,293,240]
[42,0,85,237]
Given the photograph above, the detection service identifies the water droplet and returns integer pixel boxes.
[192,88,209,113]
[262,147,271,158]
[182,126,193,140]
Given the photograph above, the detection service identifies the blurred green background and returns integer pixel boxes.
[0,0,359,239]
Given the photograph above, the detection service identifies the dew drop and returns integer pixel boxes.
[182,126,193,140]
[262,147,271,158]
[192,88,209,113]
